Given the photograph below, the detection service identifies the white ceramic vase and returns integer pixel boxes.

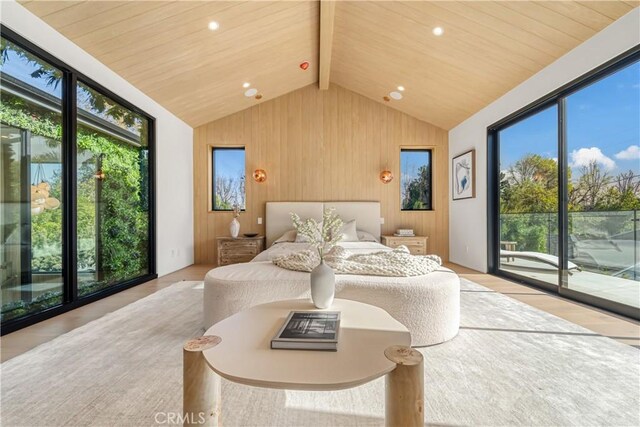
[230,217,240,238]
[310,260,335,309]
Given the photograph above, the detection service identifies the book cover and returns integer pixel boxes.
[271,311,340,351]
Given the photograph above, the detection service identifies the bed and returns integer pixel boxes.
[204,201,460,347]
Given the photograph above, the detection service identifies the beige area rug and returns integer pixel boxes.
[1,279,639,426]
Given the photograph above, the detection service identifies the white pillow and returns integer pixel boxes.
[295,221,323,243]
[273,229,297,245]
[337,219,359,242]
[357,230,379,242]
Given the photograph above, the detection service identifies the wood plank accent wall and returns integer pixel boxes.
[193,84,449,264]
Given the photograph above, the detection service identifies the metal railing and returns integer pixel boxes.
[500,210,639,281]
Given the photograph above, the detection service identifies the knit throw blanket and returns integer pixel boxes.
[272,245,442,277]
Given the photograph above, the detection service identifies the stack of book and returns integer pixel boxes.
[271,311,341,351]
[394,229,415,237]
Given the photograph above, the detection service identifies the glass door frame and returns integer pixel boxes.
[487,45,640,321]
[1,27,157,334]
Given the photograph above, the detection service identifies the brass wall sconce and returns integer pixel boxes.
[94,153,106,180]
[253,169,267,183]
[380,170,393,184]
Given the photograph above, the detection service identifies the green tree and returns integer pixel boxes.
[402,165,431,209]
[501,154,559,213]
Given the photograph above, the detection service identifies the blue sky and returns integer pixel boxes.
[1,47,62,98]
[214,148,245,179]
[401,150,430,179]
[500,60,640,180]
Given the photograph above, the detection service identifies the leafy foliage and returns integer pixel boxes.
[402,164,432,210]
[291,209,344,260]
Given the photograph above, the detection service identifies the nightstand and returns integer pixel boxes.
[381,235,428,255]
[216,236,265,266]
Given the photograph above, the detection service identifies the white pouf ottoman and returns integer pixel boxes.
[203,261,460,347]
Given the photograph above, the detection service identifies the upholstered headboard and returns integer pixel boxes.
[265,201,381,247]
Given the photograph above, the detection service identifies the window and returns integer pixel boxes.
[212,147,245,211]
[400,149,432,210]
[0,29,155,332]
[488,48,640,319]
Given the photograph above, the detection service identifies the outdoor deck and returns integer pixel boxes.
[500,257,639,309]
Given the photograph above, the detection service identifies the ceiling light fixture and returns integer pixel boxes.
[389,91,403,100]
[433,26,444,36]
[397,86,405,91]
[242,82,251,88]
[244,88,258,97]
[208,21,220,31]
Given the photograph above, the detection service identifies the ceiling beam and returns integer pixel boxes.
[319,0,336,90]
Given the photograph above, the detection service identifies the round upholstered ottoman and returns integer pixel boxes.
[204,262,460,347]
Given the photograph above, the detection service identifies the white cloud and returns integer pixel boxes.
[569,147,616,170]
[614,145,640,160]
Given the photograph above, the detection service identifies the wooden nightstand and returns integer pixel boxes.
[381,235,428,255]
[216,236,265,266]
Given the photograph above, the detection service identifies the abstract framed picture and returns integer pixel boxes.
[452,149,475,200]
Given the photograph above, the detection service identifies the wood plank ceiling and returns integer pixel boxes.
[17,1,638,129]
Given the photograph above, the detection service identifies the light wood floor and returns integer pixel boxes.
[1,263,638,362]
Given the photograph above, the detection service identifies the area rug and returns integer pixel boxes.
[1,279,638,426]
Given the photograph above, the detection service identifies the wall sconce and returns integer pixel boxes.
[94,153,105,180]
[253,169,267,183]
[380,170,393,184]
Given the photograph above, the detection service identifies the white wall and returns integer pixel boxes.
[449,8,640,273]
[1,0,195,277]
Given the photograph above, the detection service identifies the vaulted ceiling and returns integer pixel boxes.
[18,1,638,129]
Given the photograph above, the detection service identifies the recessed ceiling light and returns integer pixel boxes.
[208,21,220,31]
[397,86,405,92]
[244,88,258,97]
[433,26,444,36]
[389,91,403,100]
[242,82,251,88]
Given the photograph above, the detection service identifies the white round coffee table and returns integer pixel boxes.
[183,299,423,427]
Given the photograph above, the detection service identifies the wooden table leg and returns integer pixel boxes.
[183,336,222,426]
[384,345,424,427]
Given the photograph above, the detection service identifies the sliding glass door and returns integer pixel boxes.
[1,29,155,332]
[498,105,559,289]
[76,81,151,297]
[489,47,640,319]
[1,37,65,322]
[565,60,640,309]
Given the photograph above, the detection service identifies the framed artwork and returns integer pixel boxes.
[452,149,475,200]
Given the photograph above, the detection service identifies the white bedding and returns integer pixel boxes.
[252,241,389,262]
